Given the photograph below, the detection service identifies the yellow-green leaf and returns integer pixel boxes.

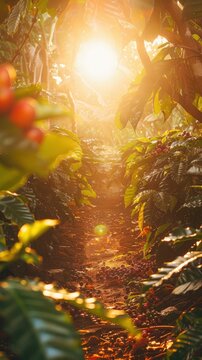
[18,219,59,245]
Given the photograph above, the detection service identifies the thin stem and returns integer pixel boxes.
[39,16,49,91]
[147,352,167,360]
[139,325,175,331]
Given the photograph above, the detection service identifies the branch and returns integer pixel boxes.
[164,1,197,47]
[159,28,202,56]
[136,37,151,72]
[159,29,181,45]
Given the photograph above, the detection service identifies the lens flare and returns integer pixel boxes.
[94,224,108,236]
[75,40,118,82]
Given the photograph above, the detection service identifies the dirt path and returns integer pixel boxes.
[64,202,161,360]
[36,145,165,359]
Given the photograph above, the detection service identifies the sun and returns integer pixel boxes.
[75,40,118,82]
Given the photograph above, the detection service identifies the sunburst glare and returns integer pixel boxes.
[75,40,118,82]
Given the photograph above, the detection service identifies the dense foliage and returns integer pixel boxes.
[0,0,202,359]
[123,129,202,256]
[0,60,135,360]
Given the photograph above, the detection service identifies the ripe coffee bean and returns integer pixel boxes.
[1,64,16,84]
[0,87,14,113]
[0,67,11,88]
[9,98,36,129]
[25,127,44,144]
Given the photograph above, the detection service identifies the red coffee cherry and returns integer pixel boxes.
[0,67,11,88]
[9,98,36,129]
[1,64,16,84]
[25,127,44,144]
[0,87,14,113]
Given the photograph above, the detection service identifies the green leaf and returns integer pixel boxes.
[153,88,162,115]
[131,204,140,218]
[15,84,42,99]
[117,84,148,130]
[1,132,82,177]
[115,111,125,130]
[0,279,83,360]
[190,185,202,190]
[144,251,202,289]
[133,190,156,205]
[153,223,171,241]
[124,184,137,208]
[153,89,175,120]
[181,196,202,209]
[0,192,34,226]
[0,163,26,192]
[36,102,73,121]
[138,202,146,231]
[41,284,138,336]
[173,265,202,294]
[18,219,59,245]
[187,165,202,175]
[0,220,58,263]
[81,188,96,199]
[154,192,177,213]
[36,0,48,13]
[7,0,30,36]
[162,227,202,245]
[167,309,202,359]
[0,225,6,251]
[37,132,83,173]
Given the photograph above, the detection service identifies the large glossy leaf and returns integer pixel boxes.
[127,0,154,34]
[15,84,42,99]
[0,192,34,226]
[7,0,30,35]
[38,132,82,171]
[153,192,177,213]
[124,184,137,208]
[0,220,58,263]
[138,202,146,231]
[162,227,202,245]
[153,89,175,120]
[18,220,59,245]
[1,132,82,177]
[0,163,26,192]
[40,284,138,336]
[0,279,83,360]
[173,264,202,294]
[133,190,156,205]
[167,309,202,359]
[36,102,73,121]
[143,251,202,289]
[116,81,151,129]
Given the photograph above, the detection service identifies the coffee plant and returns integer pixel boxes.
[144,226,202,359]
[122,129,202,257]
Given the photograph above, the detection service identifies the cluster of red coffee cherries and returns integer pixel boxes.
[0,63,44,144]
